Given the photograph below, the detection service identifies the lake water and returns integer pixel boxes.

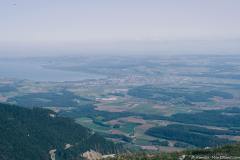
[0,60,105,82]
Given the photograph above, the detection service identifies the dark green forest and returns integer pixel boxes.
[128,85,233,104]
[7,90,93,108]
[0,103,122,160]
[146,124,235,147]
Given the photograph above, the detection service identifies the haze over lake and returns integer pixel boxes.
[0,59,105,82]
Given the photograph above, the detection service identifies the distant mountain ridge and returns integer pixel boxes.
[0,103,122,160]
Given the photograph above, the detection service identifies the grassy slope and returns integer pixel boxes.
[108,143,240,160]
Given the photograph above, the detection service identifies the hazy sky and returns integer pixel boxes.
[0,0,240,56]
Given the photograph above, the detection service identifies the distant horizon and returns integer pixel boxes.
[1,39,240,57]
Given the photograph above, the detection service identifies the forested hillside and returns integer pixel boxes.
[0,103,122,160]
